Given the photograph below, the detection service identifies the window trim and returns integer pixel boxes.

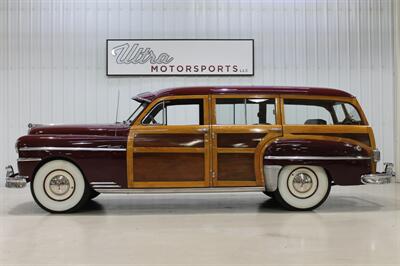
[141,101,165,125]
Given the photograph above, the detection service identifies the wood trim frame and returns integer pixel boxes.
[125,92,377,189]
[210,94,283,187]
[127,95,211,188]
[132,147,204,153]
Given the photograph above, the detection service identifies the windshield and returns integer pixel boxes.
[125,102,147,124]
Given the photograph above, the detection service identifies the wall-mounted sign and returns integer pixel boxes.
[106,39,254,76]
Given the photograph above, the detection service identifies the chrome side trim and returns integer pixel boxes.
[19,147,126,152]
[264,155,371,160]
[17,157,42,162]
[90,181,121,188]
[264,165,282,192]
[94,187,265,194]
[92,185,121,188]
[90,182,118,185]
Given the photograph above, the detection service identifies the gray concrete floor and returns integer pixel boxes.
[0,183,399,266]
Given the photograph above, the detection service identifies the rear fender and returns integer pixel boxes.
[263,137,373,189]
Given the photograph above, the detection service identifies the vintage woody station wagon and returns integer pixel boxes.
[6,86,395,213]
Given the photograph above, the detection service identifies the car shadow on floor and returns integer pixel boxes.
[6,193,394,216]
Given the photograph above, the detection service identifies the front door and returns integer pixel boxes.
[210,95,283,187]
[127,96,211,188]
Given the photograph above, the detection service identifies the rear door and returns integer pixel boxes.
[210,95,283,187]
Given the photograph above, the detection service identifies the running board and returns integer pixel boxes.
[94,187,265,194]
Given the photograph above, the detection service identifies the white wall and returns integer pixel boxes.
[0,0,395,177]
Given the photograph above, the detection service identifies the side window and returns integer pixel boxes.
[333,104,346,122]
[215,99,245,125]
[343,103,362,123]
[284,100,333,125]
[334,103,363,125]
[216,98,276,125]
[284,99,364,125]
[142,99,204,125]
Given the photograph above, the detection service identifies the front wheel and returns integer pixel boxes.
[31,160,90,213]
[274,165,331,211]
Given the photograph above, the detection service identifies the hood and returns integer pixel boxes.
[28,123,129,136]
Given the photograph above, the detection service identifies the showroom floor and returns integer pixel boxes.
[0,183,399,266]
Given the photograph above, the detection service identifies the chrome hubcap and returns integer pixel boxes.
[49,175,70,196]
[44,170,75,201]
[292,173,313,193]
[287,168,318,199]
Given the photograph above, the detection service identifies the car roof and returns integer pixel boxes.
[133,86,354,103]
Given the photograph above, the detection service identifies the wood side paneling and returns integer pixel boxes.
[133,153,204,182]
[134,134,204,147]
[217,133,266,148]
[217,153,255,181]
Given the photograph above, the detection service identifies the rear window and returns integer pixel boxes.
[284,99,364,125]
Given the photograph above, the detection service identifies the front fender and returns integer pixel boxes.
[15,134,127,187]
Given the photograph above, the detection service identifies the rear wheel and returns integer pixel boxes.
[274,165,330,211]
[31,160,91,213]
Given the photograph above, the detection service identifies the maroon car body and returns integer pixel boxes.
[6,86,394,212]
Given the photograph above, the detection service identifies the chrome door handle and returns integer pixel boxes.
[198,128,209,133]
[269,127,282,133]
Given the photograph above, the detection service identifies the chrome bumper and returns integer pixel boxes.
[361,163,395,184]
[5,165,27,188]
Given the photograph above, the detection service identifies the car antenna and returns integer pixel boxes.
[114,90,120,136]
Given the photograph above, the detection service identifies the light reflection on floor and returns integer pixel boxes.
[0,183,399,265]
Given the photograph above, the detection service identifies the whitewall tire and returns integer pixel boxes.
[31,160,90,213]
[274,165,330,210]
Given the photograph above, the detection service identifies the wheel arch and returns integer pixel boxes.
[31,156,89,185]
